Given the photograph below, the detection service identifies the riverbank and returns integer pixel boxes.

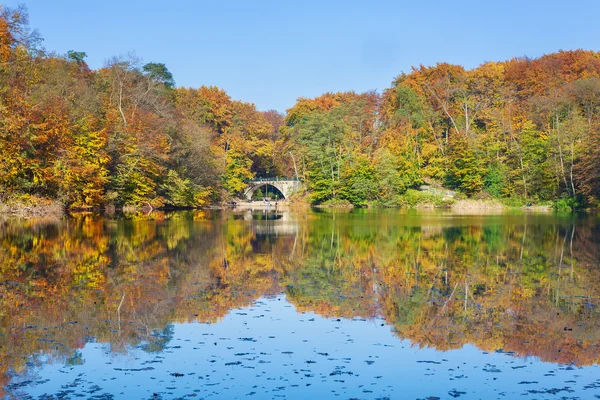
[449,199,552,214]
[0,197,64,219]
[0,196,563,219]
[309,200,553,213]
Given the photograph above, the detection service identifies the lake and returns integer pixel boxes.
[1,209,600,399]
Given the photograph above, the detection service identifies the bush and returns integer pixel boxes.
[553,196,581,212]
[319,198,353,207]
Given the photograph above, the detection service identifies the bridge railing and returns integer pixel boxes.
[248,177,301,182]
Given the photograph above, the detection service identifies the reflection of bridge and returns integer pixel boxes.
[243,177,302,200]
[233,210,300,236]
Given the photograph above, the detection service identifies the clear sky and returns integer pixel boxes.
[4,0,600,112]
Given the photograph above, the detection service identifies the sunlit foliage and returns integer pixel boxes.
[1,5,600,209]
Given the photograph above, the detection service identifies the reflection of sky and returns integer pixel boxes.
[11,295,600,399]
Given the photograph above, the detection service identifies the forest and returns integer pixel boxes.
[1,5,600,211]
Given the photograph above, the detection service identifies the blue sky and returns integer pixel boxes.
[5,0,600,112]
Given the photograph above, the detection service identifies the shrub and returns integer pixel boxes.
[552,195,582,212]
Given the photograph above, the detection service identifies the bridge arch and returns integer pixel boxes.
[246,183,285,200]
[243,178,301,200]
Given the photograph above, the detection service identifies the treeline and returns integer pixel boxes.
[1,5,600,210]
[282,53,600,208]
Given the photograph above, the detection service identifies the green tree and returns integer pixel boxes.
[142,62,175,89]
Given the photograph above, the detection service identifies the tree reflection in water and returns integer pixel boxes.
[0,209,599,396]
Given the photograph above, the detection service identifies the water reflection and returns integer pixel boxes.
[1,210,599,397]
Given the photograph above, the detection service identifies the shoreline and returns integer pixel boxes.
[450,199,552,213]
[0,198,64,219]
[0,198,565,219]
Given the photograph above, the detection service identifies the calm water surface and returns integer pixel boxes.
[1,209,600,399]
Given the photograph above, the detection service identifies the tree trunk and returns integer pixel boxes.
[569,141,576,196]
[289,151,299,180]
[555,115,571,196]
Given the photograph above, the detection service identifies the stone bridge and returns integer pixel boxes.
[243,178,302,200]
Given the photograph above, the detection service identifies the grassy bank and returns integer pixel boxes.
[295,189,558,212]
